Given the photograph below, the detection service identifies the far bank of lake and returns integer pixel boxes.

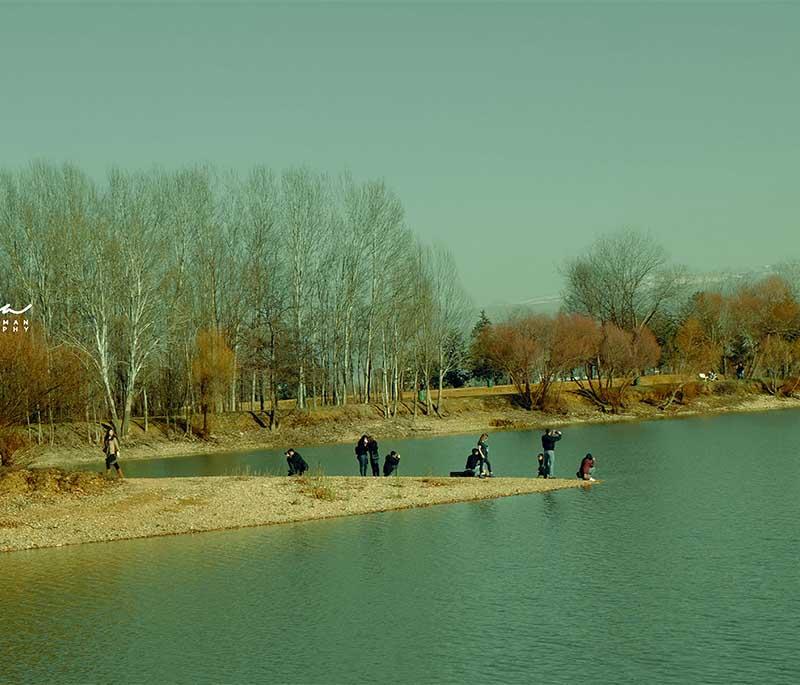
[31,386,800,469]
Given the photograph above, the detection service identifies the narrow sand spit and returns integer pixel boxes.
[0,476,595,553]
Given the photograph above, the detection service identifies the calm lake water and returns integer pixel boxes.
[2,410,800,684]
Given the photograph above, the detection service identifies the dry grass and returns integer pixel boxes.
[0,467,114,496]
[295,466,339,501]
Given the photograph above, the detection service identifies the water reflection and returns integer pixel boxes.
[4,410,800,683]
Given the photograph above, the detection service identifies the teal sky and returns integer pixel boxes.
[1,1,798,307]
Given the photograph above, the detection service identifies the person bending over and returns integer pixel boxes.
[286,449,308,476]
[383,451,401,477]
[449,449,483,477]
[576,453,596,481]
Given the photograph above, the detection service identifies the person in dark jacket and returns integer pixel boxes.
[536,453,547,478]
[450,449,483,477]
[541,429,562,478]
[285,449,308,476]
[383,451,401,476]
[367,435,380,476]
[576,453,596,481]
[355,435,370,477]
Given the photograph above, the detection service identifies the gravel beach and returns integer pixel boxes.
[0,475,594,553]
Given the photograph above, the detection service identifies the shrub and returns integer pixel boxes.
[712,381,740,396]
[680,382,706,402]
[489,418,514,428]
[0,430,30,468]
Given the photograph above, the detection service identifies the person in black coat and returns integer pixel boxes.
[285,449,308,476]
[541,429,562,478]
[367,435,380,477]
[450,449,483,477]
[383,451,401,476]
[355,435,370,476]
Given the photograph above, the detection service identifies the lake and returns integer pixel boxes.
[2,410,799,683]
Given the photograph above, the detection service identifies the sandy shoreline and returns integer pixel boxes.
[0,476,591,553]
[31,393,800,468]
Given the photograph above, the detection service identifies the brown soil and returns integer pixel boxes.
[0,474,592,553]
[0,467,116,496]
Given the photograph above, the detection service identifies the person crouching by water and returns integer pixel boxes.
[367,435,381,476]
[286,449,308,476]
[541,428,562,478]
[477,433,492,477]
[355,435,370,476]
[450,449,483,477]
[102,427,123,478]
[536,453,547,478]
[576,453,596,482]
[383,451,401,476]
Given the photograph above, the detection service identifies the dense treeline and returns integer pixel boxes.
[0,162,471,447]
[2,164,799,455]
[469,231,800,413]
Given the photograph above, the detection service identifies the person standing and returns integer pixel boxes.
[477,433,492,477]
[367,435,380,477]
[102,427,124,479]
[355,435,370,477]
[541,428,562,478]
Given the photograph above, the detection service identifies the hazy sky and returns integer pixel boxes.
[1,1,798,307]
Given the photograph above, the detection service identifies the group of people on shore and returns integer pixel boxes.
[452,429,596,481]
[101,422,594,483]
[283,435,401,477]
[354,434,400,477]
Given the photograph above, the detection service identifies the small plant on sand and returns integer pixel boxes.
[295,465,338,501]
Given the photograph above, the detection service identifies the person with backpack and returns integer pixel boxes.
[576,453,596,481]
[383,451,401,476]
[355,435,370,476]
[367,435,380,476]
[285,449,308,476]
[541,429,562,478]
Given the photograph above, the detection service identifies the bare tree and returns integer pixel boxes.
[563,228,684,332]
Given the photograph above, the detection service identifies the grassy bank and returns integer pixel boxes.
[24,377,800,468]
[0,474,592,553]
